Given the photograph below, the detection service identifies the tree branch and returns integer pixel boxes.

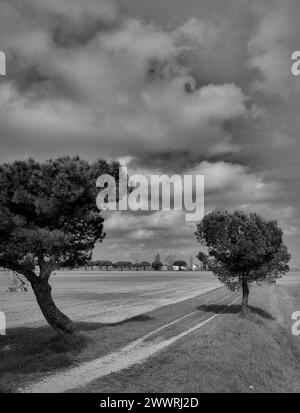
[0,261,38,285]
[38,255,57,282]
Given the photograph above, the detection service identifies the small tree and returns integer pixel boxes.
[0,157,120,334]
[98,260,113,270]
[113,261,132,271]
[197,252,210,270]
[140,261,151,271]
[152,253,162,271]
[165,254,176,267]
[195,211,291,313]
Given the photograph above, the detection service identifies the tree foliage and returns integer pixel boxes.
[196,252,210,270]
[0,157,120,333]
[152,253,162,271]
[165,254,176,267]
[0,157,119,272]
[195,210,291,312]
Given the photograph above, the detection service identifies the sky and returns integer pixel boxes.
[0,0,299,266]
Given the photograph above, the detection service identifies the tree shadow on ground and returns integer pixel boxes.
[0,313,153,380]
[196,304,275,320]
[76,313,153,331]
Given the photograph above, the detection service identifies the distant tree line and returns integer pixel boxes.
[80,261,152,271]
[64,256,195,272]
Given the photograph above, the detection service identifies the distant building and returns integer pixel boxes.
[173,260,188,271]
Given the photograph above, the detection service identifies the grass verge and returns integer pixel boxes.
[73,284,300,393]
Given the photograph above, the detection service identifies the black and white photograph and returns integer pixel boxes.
[1,0,300,400]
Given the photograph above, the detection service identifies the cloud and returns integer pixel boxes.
[100,18,177,60]
[96,157,290,263]
[26,0,118,22]
[128,229,155,240]
[0,1,249,161]
[248,0,300,98]
[1,0,300,265]
[102,159,279,237]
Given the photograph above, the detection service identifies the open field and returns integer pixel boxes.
[0,271,300,392]
[0,271,221,328]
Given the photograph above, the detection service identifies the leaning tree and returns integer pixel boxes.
[195,210,291,313]
[0,157,120,334]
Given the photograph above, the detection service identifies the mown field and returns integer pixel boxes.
[0,271,300,392]
[0,271,221,328]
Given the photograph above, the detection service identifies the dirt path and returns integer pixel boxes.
[19,292,241,393]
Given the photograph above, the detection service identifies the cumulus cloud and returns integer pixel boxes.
[248,0,300,98]
[102,159,279,240]
[0,0,249,161]
[95,156,289,262]
[27,0,118,22]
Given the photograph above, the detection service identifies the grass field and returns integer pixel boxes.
[80,282,300,393]
[0,271,221,328]
[0,271,300,392]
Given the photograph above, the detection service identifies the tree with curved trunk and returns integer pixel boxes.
[195,211,291,314]
[0,157,120,334]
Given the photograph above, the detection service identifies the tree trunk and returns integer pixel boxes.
[32,280,76,334]
[241,279,249,314]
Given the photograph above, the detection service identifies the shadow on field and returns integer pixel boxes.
[0,313,153,387]
[76,313,153,331]
[197,304,275,320]
[0,326,88,378]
